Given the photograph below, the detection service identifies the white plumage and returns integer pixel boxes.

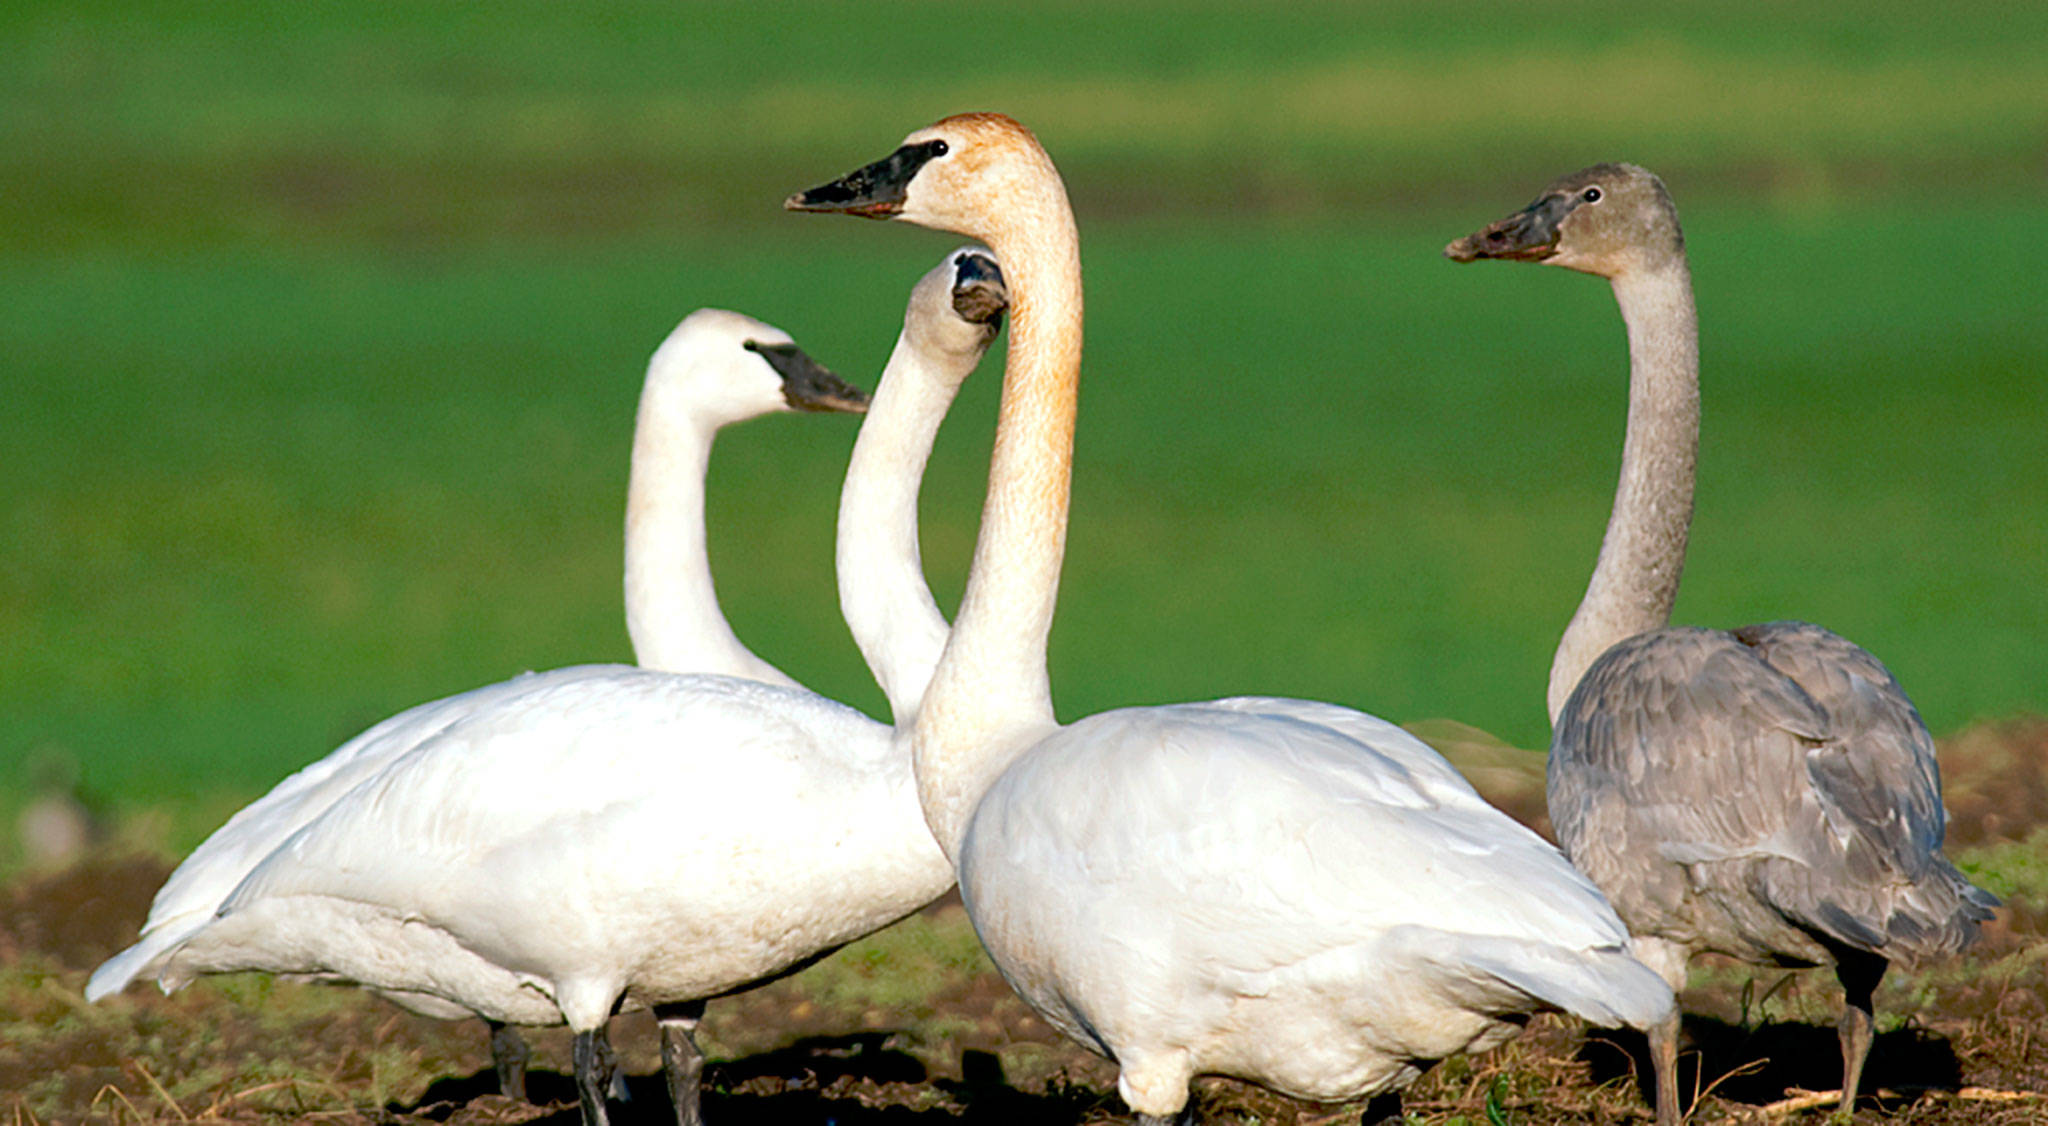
[88,308,858,1009]
[789,114,1674,1126]
[961,698,1671,1106]
[92,249,1009,1126]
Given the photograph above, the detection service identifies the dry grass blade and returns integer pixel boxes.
[1954,1087,2043,1102]
[1692,1054,1767,1118]
[87,1083,146,1125]
[1755,1085,2039,1119]
[216,1079,316,1106]
[1752,1087,1839,1116]
[132,1060,190,1123]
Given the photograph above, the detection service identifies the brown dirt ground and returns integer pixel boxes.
[5,719,2046,1125]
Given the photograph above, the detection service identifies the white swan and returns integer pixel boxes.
[1446,162,1996,1118]
[625,309,867,682]
[91,250,1006,1126]
[88,308,865,1094]
[788,114,1676,1126]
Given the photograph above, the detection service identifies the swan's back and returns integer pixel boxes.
[159,669,949,1023]
[1550,624,1996,967]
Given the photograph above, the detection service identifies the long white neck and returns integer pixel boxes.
[1547,260,1699,723]
[837,327,972,724]
[911,199,1083,861]
[624,392,800,688]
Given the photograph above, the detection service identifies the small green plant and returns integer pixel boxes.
[1483,1074,1511,1126]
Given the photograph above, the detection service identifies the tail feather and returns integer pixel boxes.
[1401,931,1676,1032]
[1759,850,1999,968]
[84,914,207,1002]
[1881,860,1999,967]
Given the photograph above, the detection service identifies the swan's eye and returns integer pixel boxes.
[1581,187,1603,203]
[931,139,949,157]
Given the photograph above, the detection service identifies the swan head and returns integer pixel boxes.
[650,309,869,423]
[903,246,1009,364]
[1444,163,1684,278]
[785,113,1061,245]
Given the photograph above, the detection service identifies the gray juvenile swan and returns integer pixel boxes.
[1447,163,1998,1119]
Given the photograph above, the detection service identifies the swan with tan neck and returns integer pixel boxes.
[1447,162,1997,1120]
[790,114,1676,1126]
[103,251,1009,1126]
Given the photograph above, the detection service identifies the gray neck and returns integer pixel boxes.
[1547,260,1699,723]
[837,330,966,725]
[624,398,797,687]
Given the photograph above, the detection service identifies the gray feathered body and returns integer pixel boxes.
[1549,621,1996,971]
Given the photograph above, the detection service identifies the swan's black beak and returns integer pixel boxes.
[1445,193,1571,263]
[785,140,949,220]
[744,341,870,413]
[949,251,1008,326]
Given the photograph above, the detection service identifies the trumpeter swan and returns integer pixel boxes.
[625,309,867,681]
[1446,162,1997,1118]
[88,309,863,1096]
[93,249,1007,1126]
[789,114,1675,1126]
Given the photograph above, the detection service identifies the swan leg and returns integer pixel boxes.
[488,1020,531,1101]
[655,999,710,1126]
[1134,1109,1195,1126]
[573,1025,617,1126]
[1624,934,1688,1126]
[1835,950,1887,1112]
[1648,1007,1680,1126]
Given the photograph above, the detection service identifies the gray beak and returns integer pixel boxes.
[744,341,870,413]
[1444,193,1572,263]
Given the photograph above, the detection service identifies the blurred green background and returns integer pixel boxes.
[5,0,2045,858]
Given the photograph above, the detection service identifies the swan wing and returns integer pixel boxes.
[167,672,902,1008]
[85,663,635,1001]
[1734,621,1999,948]
[1551,624,1992,958]
[964,703,1662,1041]
[1731,621,1946,875]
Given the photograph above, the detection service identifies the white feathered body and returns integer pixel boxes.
[155,669,953,1029]
[86,665,637,1002]
[958,697,1673,1103]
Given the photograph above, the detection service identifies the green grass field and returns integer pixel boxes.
[4,0,2046,858]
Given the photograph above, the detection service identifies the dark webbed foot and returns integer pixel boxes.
[573,1025,618,1126]
[655,999,710,1126]
[488,1019,531,1101]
